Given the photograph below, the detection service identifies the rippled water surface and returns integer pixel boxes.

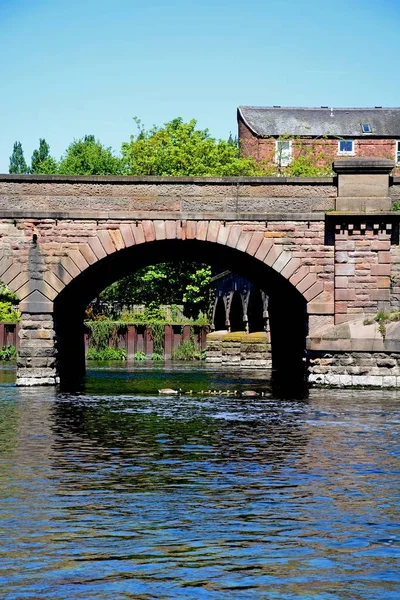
[0,363,399,599]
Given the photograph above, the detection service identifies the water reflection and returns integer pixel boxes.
[0,367,399,599]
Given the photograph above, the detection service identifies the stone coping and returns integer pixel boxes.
[0,210,328,221]
[333,157,395,174]
[0,174,335,185]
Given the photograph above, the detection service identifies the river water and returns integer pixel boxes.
[0,362,399,599]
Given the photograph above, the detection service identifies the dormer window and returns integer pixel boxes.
[338,139,355,155]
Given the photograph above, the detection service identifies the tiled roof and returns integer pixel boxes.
[238,106,400,137]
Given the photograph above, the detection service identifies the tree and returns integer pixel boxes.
[100,262,212,317]
[30,138,58,174]
[58,134,124,175]
[9,141,28,174]
[122,117,263,176]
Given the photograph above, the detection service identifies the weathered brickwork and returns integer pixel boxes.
[333,222,393,323]
[239,119,400,175]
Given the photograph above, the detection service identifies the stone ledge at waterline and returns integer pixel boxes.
[308,317,400,387]
[206,331,271,369]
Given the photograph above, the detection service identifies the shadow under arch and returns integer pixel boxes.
[229,291,244,332]
[213,296,226,331]
[248,287,265,333]
[54,238,308,395]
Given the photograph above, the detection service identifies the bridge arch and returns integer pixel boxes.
[10,219,327,389]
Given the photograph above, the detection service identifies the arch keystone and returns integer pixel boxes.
[154,220,166,240]
[206,221,220,243]
[131,223,145,245]
[165,220,177,239]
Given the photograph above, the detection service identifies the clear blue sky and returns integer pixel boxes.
[0,0,399,173]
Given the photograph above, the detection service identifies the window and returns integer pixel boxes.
[361,123,372,133]
[338,139,354,155]
[397,141,400,164]
[276,140,292,166]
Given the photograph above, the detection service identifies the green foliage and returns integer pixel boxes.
[271,134,335,177]
[172,340,204,361]
[87,347,126,360]
[0,282,19,305]
[0,345,17,360]
[363,310,400,340]
[122,117,262,176]
[148,321,165,355]
[182,265,212,314]
[30,139,58,174]
[58,134,124,175]
[85,320,127,350]
[392,201,400,212]
[134,351,147,361]
[9,141,28,174]
[151,352,164,361]
[0,301,20,323]
[101,262,212,318]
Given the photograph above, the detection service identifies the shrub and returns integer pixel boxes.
[134,351,147,361]
[0,345,17,360]
[87,347,126,360]
[173,340,204,361]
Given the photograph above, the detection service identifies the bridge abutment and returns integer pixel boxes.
[16,312,58,386]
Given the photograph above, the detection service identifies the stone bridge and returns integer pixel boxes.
[1,157,399,388]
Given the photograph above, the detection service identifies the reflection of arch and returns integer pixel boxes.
[214,296,226,331]
[229,291,244,332]
[248,288,265,333]
[13,219,325,390]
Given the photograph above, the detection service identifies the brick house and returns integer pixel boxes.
[238,106,400,174]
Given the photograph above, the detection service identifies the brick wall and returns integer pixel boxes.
[239,118,400,175]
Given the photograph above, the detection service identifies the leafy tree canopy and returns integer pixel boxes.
[100,262,211,316]
[30,138,58,174]
[122,117,262,176]
[58,134,124,175]
[9,141,28,174]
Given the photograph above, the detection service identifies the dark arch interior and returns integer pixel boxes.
[214,297,226,331]
[229,292,244,332]
[54,239,308,395]
[248,288,265,333]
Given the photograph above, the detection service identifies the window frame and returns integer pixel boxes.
[275,139,292,167]
[396,140,400,165]
[338,139,355,156]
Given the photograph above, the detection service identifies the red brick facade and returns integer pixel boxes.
[239,116,400,175]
